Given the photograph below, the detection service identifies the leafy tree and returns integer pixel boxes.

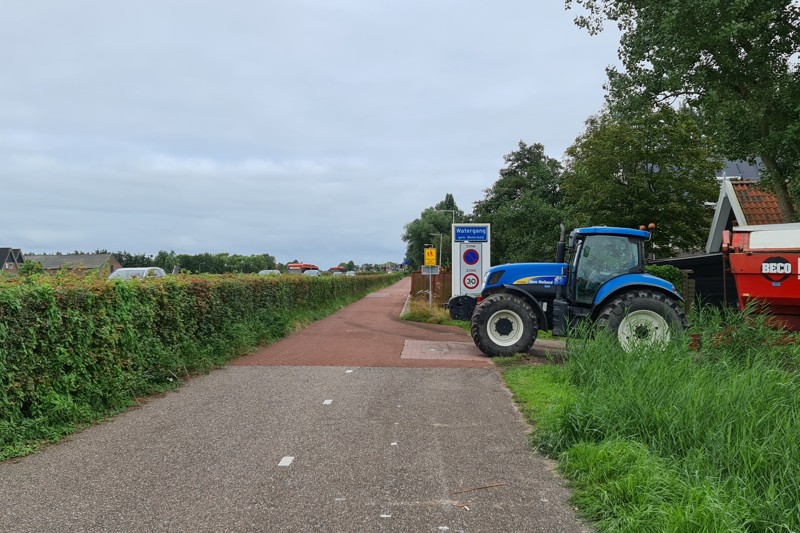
[472,142,566,264]
[339,260,356,271]
[108,251,155,268]
[566,0,800,220]
[402,194,465,270]
[18,260,43,277]
[563,107,722,256]
[153,250,178,273]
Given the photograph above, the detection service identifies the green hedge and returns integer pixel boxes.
[0,272,402,459]
[645,264,684,295]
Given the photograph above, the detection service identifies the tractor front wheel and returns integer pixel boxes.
[596,289,687,352]
[470,293,538,357]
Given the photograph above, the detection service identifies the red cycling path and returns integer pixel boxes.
[232,276,496,369]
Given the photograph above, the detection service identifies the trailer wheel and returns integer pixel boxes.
[596,289,687,352]
[470,293,538,357]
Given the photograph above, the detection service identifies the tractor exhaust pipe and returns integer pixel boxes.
[555,223,566,302]
[555,223,566,264]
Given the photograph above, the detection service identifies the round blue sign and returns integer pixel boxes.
[463,249,480,266]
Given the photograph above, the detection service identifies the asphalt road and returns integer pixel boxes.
[0,281,586,532]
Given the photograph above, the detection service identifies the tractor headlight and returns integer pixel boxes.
[487,270,505,286]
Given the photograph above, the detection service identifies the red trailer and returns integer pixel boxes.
[722,223,800,330]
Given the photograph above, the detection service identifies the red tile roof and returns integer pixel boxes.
[732,182,786,225]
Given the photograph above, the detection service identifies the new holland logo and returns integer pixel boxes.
[761,257,792,283]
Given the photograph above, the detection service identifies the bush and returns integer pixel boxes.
[0,272,402,459]
[644,264,684,295]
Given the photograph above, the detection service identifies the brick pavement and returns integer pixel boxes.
[231,277,495,368]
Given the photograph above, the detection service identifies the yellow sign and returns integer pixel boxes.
[424,248,437,266]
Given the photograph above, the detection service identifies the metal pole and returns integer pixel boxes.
[429,273,432,309]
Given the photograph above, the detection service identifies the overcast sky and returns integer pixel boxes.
[2,1,620,268]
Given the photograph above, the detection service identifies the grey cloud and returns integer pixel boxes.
[3,1,620,267]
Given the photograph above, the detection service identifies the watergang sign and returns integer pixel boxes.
[454,226,488,242]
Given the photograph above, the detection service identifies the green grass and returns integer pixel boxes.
[501,304,800,532]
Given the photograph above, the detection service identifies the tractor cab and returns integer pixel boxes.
[567,227,647,306]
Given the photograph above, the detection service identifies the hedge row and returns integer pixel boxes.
[0,272,402,459]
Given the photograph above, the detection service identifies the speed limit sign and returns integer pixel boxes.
[463,273,480,290]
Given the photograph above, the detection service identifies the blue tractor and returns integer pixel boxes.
[470,225,688,356]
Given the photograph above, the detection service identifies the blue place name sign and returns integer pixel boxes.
[455,225,488,242]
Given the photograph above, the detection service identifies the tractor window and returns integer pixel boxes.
[574,235,640,304]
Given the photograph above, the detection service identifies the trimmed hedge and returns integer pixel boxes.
[645,264,684,295]
[0,272,402,459]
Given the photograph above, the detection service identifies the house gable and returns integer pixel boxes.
[706,180,786,253]
[1,247,25,273]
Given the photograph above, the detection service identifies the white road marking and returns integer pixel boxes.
[390,442,398,446]
[278,456,294,467]
[323,399,333,405]
[380,514,392,518]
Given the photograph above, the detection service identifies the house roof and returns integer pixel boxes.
[25,253,116,270]
[716,159,762,180]
[731,182,785,226]
[0,248,24,265]
[705,179,787,253]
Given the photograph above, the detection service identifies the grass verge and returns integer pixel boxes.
[500,304,800,532]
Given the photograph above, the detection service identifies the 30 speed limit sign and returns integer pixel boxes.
[463,273,480,290]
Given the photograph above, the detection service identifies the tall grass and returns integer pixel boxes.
[517,305,800,532]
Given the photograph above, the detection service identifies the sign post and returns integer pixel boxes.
[422,247,439,309]
[451,223,491,299]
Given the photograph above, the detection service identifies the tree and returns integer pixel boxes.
[109,250,155,268]
[153,250,179,273]
[402,194,465,270]
[472,142,566,264]
[339,260,356,271]
[563,106,722,256]
[18,260,43,277]
[566,0,800,220]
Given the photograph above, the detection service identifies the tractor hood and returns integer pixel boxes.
[482,262,568,292]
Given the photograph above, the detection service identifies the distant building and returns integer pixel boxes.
[0,248,25,274]
[24,253,123,276]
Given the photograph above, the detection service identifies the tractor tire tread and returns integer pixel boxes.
[470,293,538,357]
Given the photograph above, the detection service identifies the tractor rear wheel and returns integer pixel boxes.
[471,293,538,357]
[596,289,687,352]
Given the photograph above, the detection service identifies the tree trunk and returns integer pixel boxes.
[760,154,797,222]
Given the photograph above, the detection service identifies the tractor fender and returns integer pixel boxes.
[592,274,683,317]
[486,285,550,331]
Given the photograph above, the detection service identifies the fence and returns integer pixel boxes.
[410,269,452,307]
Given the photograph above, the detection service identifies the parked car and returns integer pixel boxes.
[302,269,321,277]
[108,267,166,280]
[258,269,281,276]
[345,271,356,276]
